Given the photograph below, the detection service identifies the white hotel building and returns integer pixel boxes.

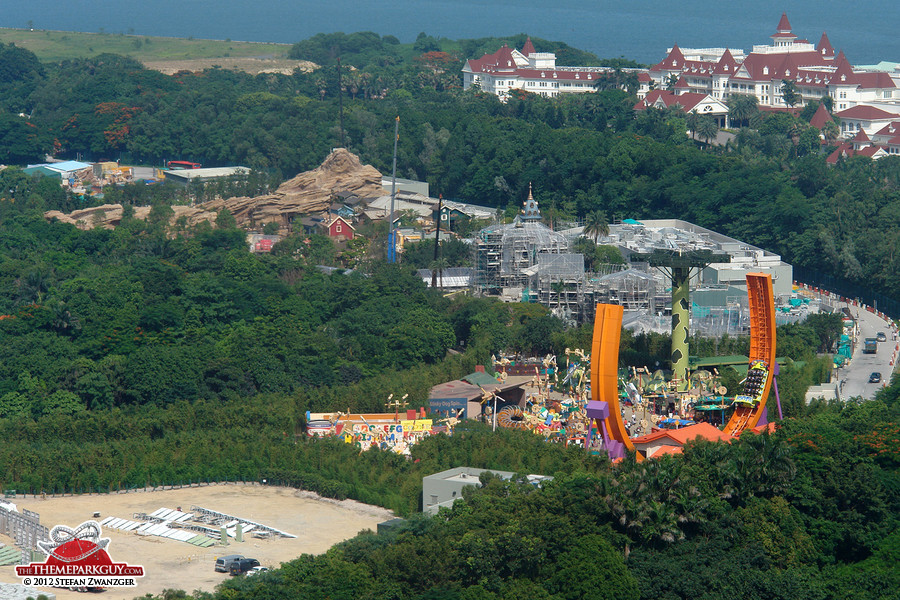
[461,38,618,99]
[463,14,900,140]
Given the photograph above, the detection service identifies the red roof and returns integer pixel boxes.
[638,72,651,82]
[466,44,519,74]
[515,68,601,80]
[817,32,835,58]
[853,71,896,90]
[873,122,900,137]
[631,422,733,446]
[674,75,690,89]
[826,142,886,163]
[775,12,793,34]
[852,128,870,142]
[857,145,883,157]
[712,48,739,75]
[835,105,900,120]
[651,44,686,72]
[634,89,714,113]
[750,422,777,434]
[521,37,536,56]
[465,43,612,81]
[809,103,832,129]
[826,142,854,164]
[650,445,684,458]
[733,50,827,82]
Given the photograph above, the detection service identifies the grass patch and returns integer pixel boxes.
[0,27,290,62]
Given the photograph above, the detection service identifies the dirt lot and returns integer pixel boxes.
[0,484,393,600]
[142,57,318,75]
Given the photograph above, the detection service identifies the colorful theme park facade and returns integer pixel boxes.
[306,410,442,455]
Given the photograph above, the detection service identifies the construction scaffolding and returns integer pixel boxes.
[0,507,48,564]
[473,220,569,295]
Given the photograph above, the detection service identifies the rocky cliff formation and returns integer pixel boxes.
[45,149,383,232]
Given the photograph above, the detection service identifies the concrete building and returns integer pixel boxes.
[382,177,429,197]
[422,467,551,515]
[162,166,251,187]
[609,219,793,299]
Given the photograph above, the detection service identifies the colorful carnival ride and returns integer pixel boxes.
[586,273,778,460]
[312,275,779,461]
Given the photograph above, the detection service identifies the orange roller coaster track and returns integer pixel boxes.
[589,303,639,461]
[723,273,777,437]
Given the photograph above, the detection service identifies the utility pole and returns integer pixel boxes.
[337,58,345,147]
[388,116,399,263]
[432,194,442,288]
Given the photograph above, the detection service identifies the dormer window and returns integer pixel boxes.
[541,72,545,77]
[763,66,769,75]
[841,74,846,82]
[553,72,557,78]
[673,60,678,67]
[724,65,729,71]
[575,73,580,79]
[587,74,592,79]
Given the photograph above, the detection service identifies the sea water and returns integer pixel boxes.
[2,0,898,64]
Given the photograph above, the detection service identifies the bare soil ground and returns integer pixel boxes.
[142,57,318,75]
[0,484,393,600]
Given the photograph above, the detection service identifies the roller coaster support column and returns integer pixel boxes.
[671,266,691,392]
[628,249,729,394]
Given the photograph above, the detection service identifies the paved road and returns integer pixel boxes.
[833,301,897,400]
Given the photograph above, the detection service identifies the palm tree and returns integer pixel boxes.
[727,93,758,128]
[583,210,609,243]
[51,302,81,335]
[665,74,679,91]
[17,270,49,305]
[686,110,700,141]
[822,120,840,145]
[429,257,449,289]
[780,79,800,108]
[696,115,719,147]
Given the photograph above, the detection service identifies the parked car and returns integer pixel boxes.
[215,554,244,573]
[229,558,261,575]
[869,372,882,384]
[247,566,269,576]
[876,332,887,342]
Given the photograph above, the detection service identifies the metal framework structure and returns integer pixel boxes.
[472,220,569,295]
[189,505,296,539]
[629,249,731,390]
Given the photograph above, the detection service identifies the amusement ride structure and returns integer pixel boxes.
[722,273,778,436]
[588,273,778,461]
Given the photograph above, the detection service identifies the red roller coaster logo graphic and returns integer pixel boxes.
[17,520,144,589]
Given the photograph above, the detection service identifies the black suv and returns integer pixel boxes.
[869,372,882,384]
[230,558,261,575]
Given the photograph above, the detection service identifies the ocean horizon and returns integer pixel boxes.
[2,0,898,65]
